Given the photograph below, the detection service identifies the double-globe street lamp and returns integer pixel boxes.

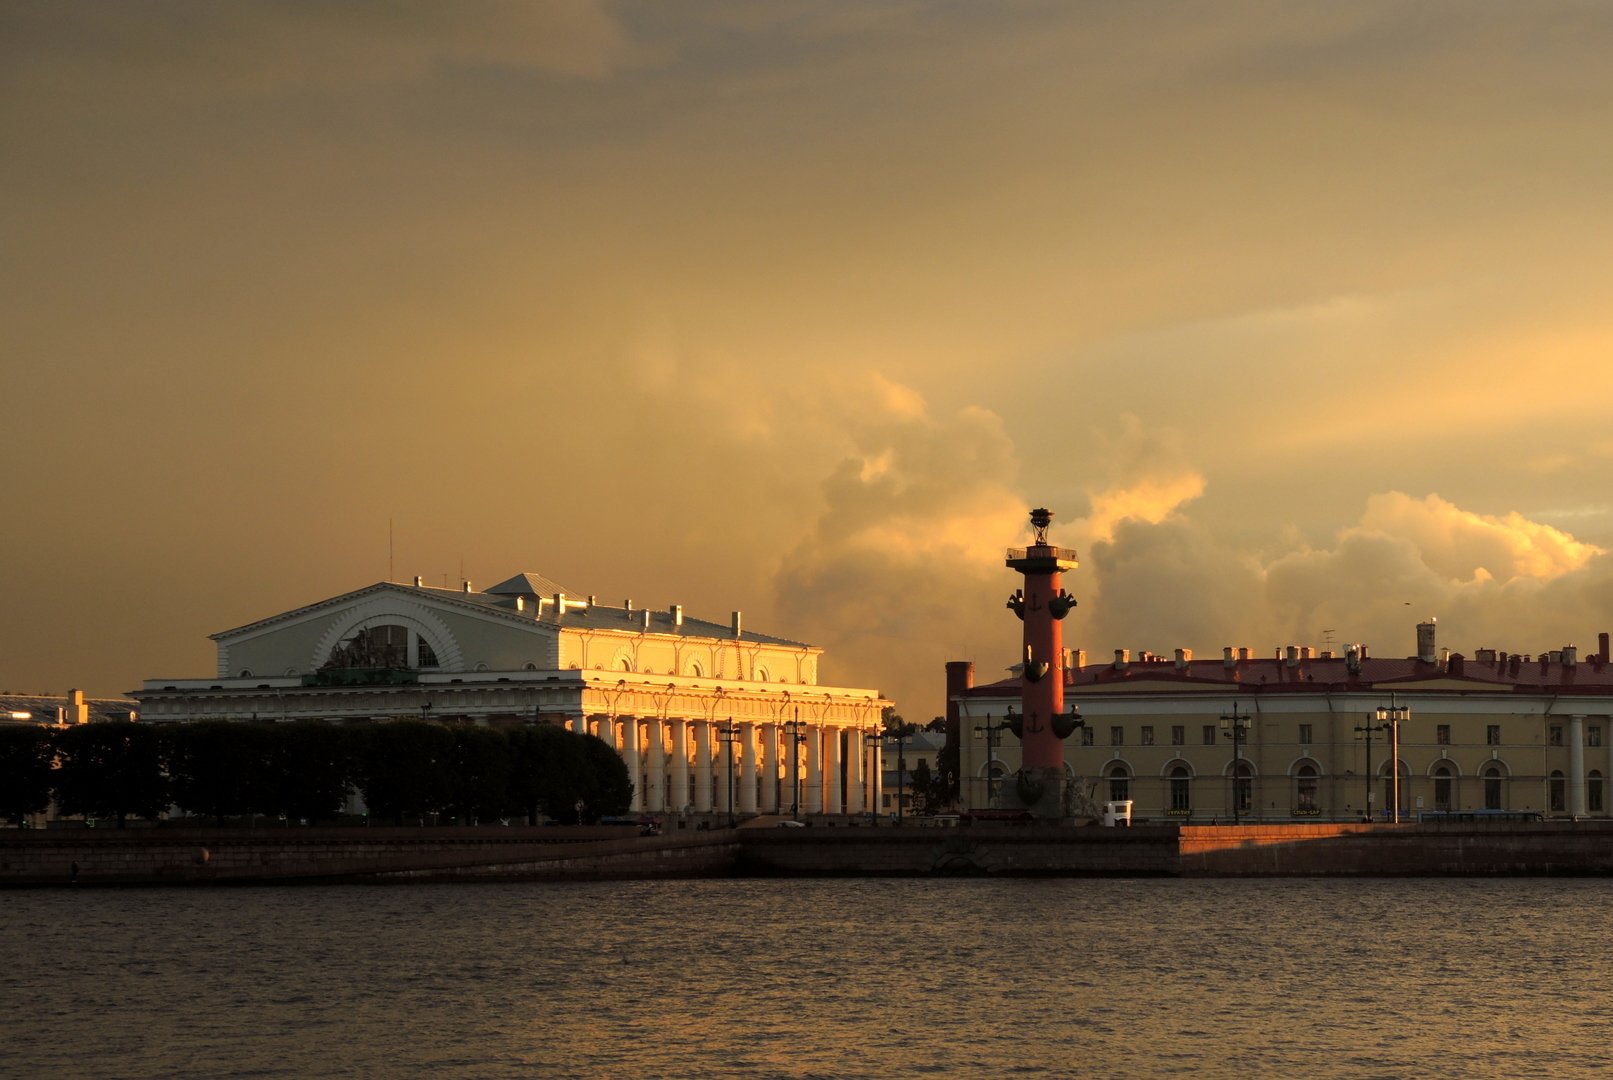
[1356,698,1409,823]
[717,719,741,828]
[974,710,1015,810]
[784,709,809,821]
[1220,702,1252,825]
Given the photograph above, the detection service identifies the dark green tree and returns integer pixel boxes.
[443,726,513,824]
[165,721,273,825]
[908,759,935,815]
[933,730,960,811]
[53,722,169,828]
[577,732,633,822]
[265,722,355,823]
[507,724,589,824]
[0,725,55,824]
[882,707,918,737]
[353,721,454,825]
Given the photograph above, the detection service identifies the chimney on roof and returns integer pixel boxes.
[1345,645,1361,675]
[1564,645,1578,667]
[1508,654,1522,678]
[625,599,633,615]
[1222,647,1235,668]
[641,609,651,631]
[1238,647,1250,662]
[1113,649,1129,671]
[1069,648,1086,671]
[1417,619,1437,663]
[1449,653,1465,676]
[553,592,566,616]
[67,689,87,725]
[671,604,683,628]
[1475,647,1496,665]
[1286,646,1300,668]
[414,575,423,587]
[1601,631,1611,663]
[463,580,473,593]
[945,661,974,741]
[731,611,743,639]
[1175,648,1191,671]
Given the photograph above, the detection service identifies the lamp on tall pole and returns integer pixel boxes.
[784,707,808,821]
[1220,701,1252,825]
[1354,709,1388,822]
[887,723,910,823]
[863,727,882,822]
[974,711,1014,810]
[1374,696,1410,824]
[717,718,740,828]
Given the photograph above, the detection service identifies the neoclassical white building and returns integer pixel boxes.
[136,572,890,818]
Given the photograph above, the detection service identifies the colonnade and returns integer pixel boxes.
[579,714,883,817]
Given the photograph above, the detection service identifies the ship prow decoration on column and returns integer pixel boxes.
[1004,507,1084,818]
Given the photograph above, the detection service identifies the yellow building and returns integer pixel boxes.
[136,573,889,819]
[955,624,1613,823]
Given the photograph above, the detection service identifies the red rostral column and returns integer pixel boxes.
[1006,508,1080,808]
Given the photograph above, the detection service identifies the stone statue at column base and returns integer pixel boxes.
[997,766,1067,819]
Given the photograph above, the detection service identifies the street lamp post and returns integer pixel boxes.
[863,728,883,822]
[1374,697,1410,823]
[885,725,910,823]
[783,708,808,821]
[974,711,1014,810]
[717,719,740,828]
[1354,709,1388,822]
[1220,701,1252,825]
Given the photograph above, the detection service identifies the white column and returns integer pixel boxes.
[622,718,642,812]
[571,715,586,736]
[1571,714,1586,817]
[595,716,614,750]
[646,719,666,813]
[739,722,759,814]
[846,729,864,815]
[693,721,713,813]
[759,723,779,812]
[806,726,823,814]
[670,720,690,813]
[827,726,843,814]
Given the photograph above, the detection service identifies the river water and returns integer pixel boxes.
[3,877,1606,1078]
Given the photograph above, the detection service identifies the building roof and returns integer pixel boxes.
[961,646,1613,699]
[213,575,813,650]
[485,571,578,598]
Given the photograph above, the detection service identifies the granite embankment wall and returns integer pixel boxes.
[8,822,1613,885]
[737,824,1182,876]
[0,826,738,886]
[1177,821,1613,875]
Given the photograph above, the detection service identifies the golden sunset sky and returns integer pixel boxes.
[6,2,1613,720]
